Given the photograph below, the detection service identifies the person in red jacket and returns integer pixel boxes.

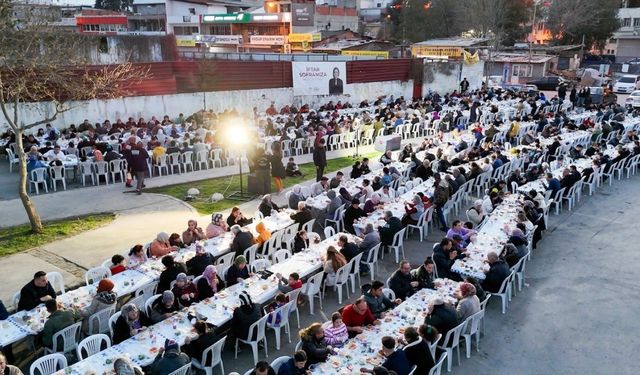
[341,296,380,338]
[276,272,303,294]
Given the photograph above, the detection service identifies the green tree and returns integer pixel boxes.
[545,0,620,50]
[95,0,132,12]
[0,0,144,233]
[460,0,532,46]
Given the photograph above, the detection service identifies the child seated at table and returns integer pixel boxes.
[110,254,126,275]
[266,293,287,326]
[276,272,303,294]
[323,312,349,347]
[286,157,303,177]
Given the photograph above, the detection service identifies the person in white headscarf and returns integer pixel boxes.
[466,199,485,226]
[289,185,303,209]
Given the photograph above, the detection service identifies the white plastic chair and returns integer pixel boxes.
[192,336,226,375]
[428,334,442,361]
[168,152,182,174]
[324,263,351,304]
[285,288,301,328]
[216,252,235,268]
[266,302,292,350]
[462,309,484,358]
[271,356,291,374]
[77,334,111,360]
[49,165,66,191]
[29,168,49,194]
[181,151,194,173]
[44,321,82,355]
[362,244,381,280]
[406,207,431,242]
[235,314,269,364]
[93,161,110,185]
[6,148,19,173]
[324,226,336,239]
[30,353,67,375]
[168,363,191,375]
[195,150,209,170]
[273,249,292,264]
[109,159,127,183]
[251,259,271,273]
[85,266,111,286]
[324,206,344,233]
[437,320,467,372]
[12,291,20,310]
[145,294,162,317]
[244,244,259,266]
[154,154,169,176]
[87,305,116,335]
[388,228,407,263]
[301,218,315,234]
[135,281,159,302]
[428,351,447,375]
[382,288,395,301]
[108,311,121,338]
[301,271,324,314]
[46,272,65,295]
[348,252,364,293]
[79,161,95,186]
[490,270,515,314]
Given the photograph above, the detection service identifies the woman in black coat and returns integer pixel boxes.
[232,292,261,341]
[113,303,152,344]
[270,147,286,193]
[424,299,459,345]
[299,323,330,369]
[403,327,435,375]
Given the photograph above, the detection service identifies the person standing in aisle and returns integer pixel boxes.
[313,138,327,182]
[123,138,149,195]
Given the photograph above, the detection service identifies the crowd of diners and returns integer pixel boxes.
[1,83,640,375]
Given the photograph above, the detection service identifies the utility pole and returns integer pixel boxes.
[529,0,538,80]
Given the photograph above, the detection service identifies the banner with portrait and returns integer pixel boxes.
[291,62,350,96]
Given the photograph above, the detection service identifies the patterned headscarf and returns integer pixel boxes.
[211,213,223,225]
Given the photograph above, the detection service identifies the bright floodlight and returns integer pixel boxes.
[224,121,250,146]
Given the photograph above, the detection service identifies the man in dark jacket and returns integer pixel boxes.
[482,251,510,293]
[277,350,307,375]
[158,256,188,293]
[338,235,360,263]
[183,320,222,366]
[122,141,149,194]
[432,238,460,281]
[150,339,190,375]
[290,202,313,230]
[413,257,435,289]
[313,138,327,182]
[343,199,366,235]
[424,299,459,345]
[379,211,402,246]
[186,244,214,276]
[388,261,419,301]
[230,225,255,257]
[18,271,57,311]
[364,281,399,318]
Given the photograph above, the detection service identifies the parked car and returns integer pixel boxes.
[526,76,565,90]
[613,75,640,94]
[588,87,617,106]
[625,90,640,109]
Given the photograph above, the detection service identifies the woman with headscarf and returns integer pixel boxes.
[232,291,262,341]
[81,278,117,334]
[113,357,144,375]
[466,199,485,226]
[225,255,250,286]
[255,221,272,248]
[182,219,206,245]
[258,194,280,217]
[113,303,151,344]
[338,187,353,206]
[150,290,180,323]
[363,193,382,214]
[206,213,228,238]
[171,273,198,308]
[197,265,224,300]
[149,232,177,258]
[455,282,480,321]
[401,195,424,227]
[289,185,303,210]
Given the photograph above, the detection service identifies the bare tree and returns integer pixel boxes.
[0,0,147,233]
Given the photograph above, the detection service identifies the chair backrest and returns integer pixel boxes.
[201,336,226,367]
[12,291,20,310]
[301,218,315,233]
[392,228,406,247]
[271,356,292,374]
[350,252,364,275]
[216,252,235,267]
[428,352,448,375]
[108,311,121,338]
[30,168,47,182]
[49,165,65,179]
[145,294,162,317]
[30,353,67,375]
[465,309,484,336]
[85,266,111,286]
[382,288,395,300]
[365,244,381,263]
[245,314,270,343]
[335,263,351,285]
[50,321,82,353]
[128,295,146,312]
[285,288,301,309]
[251,259,271,273]
[88,305,116,335]
[46,272,65,295]
[303,271,324,295]
[135,281,159,302]
[93,161,109,174]
[254,211,264,220]
[77,334,111,360]
[273,249,292,264]
[479,294,491,310]
[167,363,191,375]
[244,244,259,265]
[440,320,467,349]
[324,226,336,239]
[428,334,441,361]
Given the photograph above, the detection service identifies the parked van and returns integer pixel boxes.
[613,75,640,93]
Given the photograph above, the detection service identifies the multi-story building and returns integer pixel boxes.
[603,0,640,61]
[76,9,128,34]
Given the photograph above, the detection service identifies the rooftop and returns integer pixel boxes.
[488,53,556,64]
[413,37,490,47]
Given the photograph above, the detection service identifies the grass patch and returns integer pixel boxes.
[0,213,116,257]
[148,151,382,215]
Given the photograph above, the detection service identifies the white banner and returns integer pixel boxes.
[292,62,350,96]
[250,35,286,45]
[199,35,241,45]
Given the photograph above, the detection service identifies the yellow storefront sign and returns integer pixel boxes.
[341,50,389,58]
[176,39,196,47]
[411,45,463,58]
[288,33,321,43]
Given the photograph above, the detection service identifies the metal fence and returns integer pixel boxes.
[179,51,384,62]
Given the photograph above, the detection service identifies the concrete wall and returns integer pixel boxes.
[4,79,414,131]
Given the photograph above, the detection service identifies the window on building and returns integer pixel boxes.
[512,64,533,78]
[174,26,199,35]
[280,3,290,12]
[188,7,195,14]
[634,18,640,27]
[207,24,231,35]
[622,18,631,27]
[98,37,108,53]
